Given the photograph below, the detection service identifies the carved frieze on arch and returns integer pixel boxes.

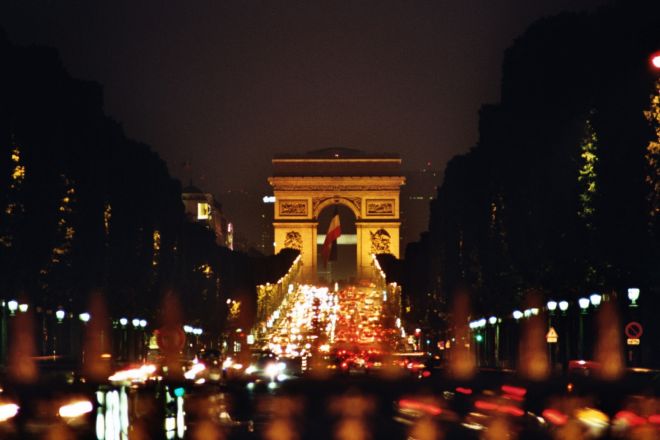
[283,231,303,250]
[369,228,391,254]
[312,196,361,219]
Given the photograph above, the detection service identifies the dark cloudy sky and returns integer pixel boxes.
[0,0,607,196]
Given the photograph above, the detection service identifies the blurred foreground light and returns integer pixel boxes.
[79,312,90,322]
[559,301,569,312]
[576,407,609,433]
[56,309,66,321]
[589,293,602,307]
[109,364,157,383]
[18,303,28,313]
[547,301,557,311]
[7,300,18,314]
[0,403,19,422]
[578,297,590,310]
[59,400,93,418]
[651,52,660,69]
[512,310,523,320]
[184,363,205,380]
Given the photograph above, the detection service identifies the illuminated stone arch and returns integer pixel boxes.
[312,196,362,220]
[269,149,405,281]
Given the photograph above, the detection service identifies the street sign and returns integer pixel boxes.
[546,326,558,343]
[624,322,643,339]
[626,338,640,346]
[156,327,186,352]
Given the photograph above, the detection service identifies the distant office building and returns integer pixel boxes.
[182,184,233,248]
[400,163,440,247]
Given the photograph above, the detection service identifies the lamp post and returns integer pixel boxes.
[589,293,602,308]
[557,301,569,364]
[578,298,590,359]
[546,301,558,368]
[489,316,499,367]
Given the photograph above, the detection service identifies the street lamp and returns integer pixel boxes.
[119,318,128,327]
[589,293,602,307]
[79,312,90,323]
[512,310,523,320]
[7,300,18,316]
[132,318,140,328]
[577,298,590,359]
[488,316,497,325]
[139,319,147,328]
[578,297,590,313]
[547,301,557,313]
[18,303,28,313]
[627,288,640,307]
[56,309,66,322]
[558,301,569,314]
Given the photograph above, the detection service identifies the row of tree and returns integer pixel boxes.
[401,1,660,336]
[0,31,297,336]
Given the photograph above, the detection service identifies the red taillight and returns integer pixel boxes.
[501,385,527,397]
[399,399,442,416]
[542,409,568,426]
[615,410,645,427]
[475,400,524,417]
[455,387,473,395]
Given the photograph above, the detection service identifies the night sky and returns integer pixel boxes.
[1,0,606,195]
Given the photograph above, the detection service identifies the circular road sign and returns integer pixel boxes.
[624,321,643,339]
[156,327,186,352]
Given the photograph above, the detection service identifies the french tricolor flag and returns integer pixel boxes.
[322,210,341,266]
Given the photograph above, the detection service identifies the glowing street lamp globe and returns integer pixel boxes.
[139,319,147,328]
[119,318,128,327]
[512,310,523,320]
[627,288,640,306]
[589,293,602,307]
[547,300,558,312]
[79,312,91,323]
[558,301,569,312]
[132,318,140,328]
[488,316,497,325]
[7,300,18,314]
[578,297,590,311]
[55,309,66,322]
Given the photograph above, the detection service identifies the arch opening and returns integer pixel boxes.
[316,203,357,284]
